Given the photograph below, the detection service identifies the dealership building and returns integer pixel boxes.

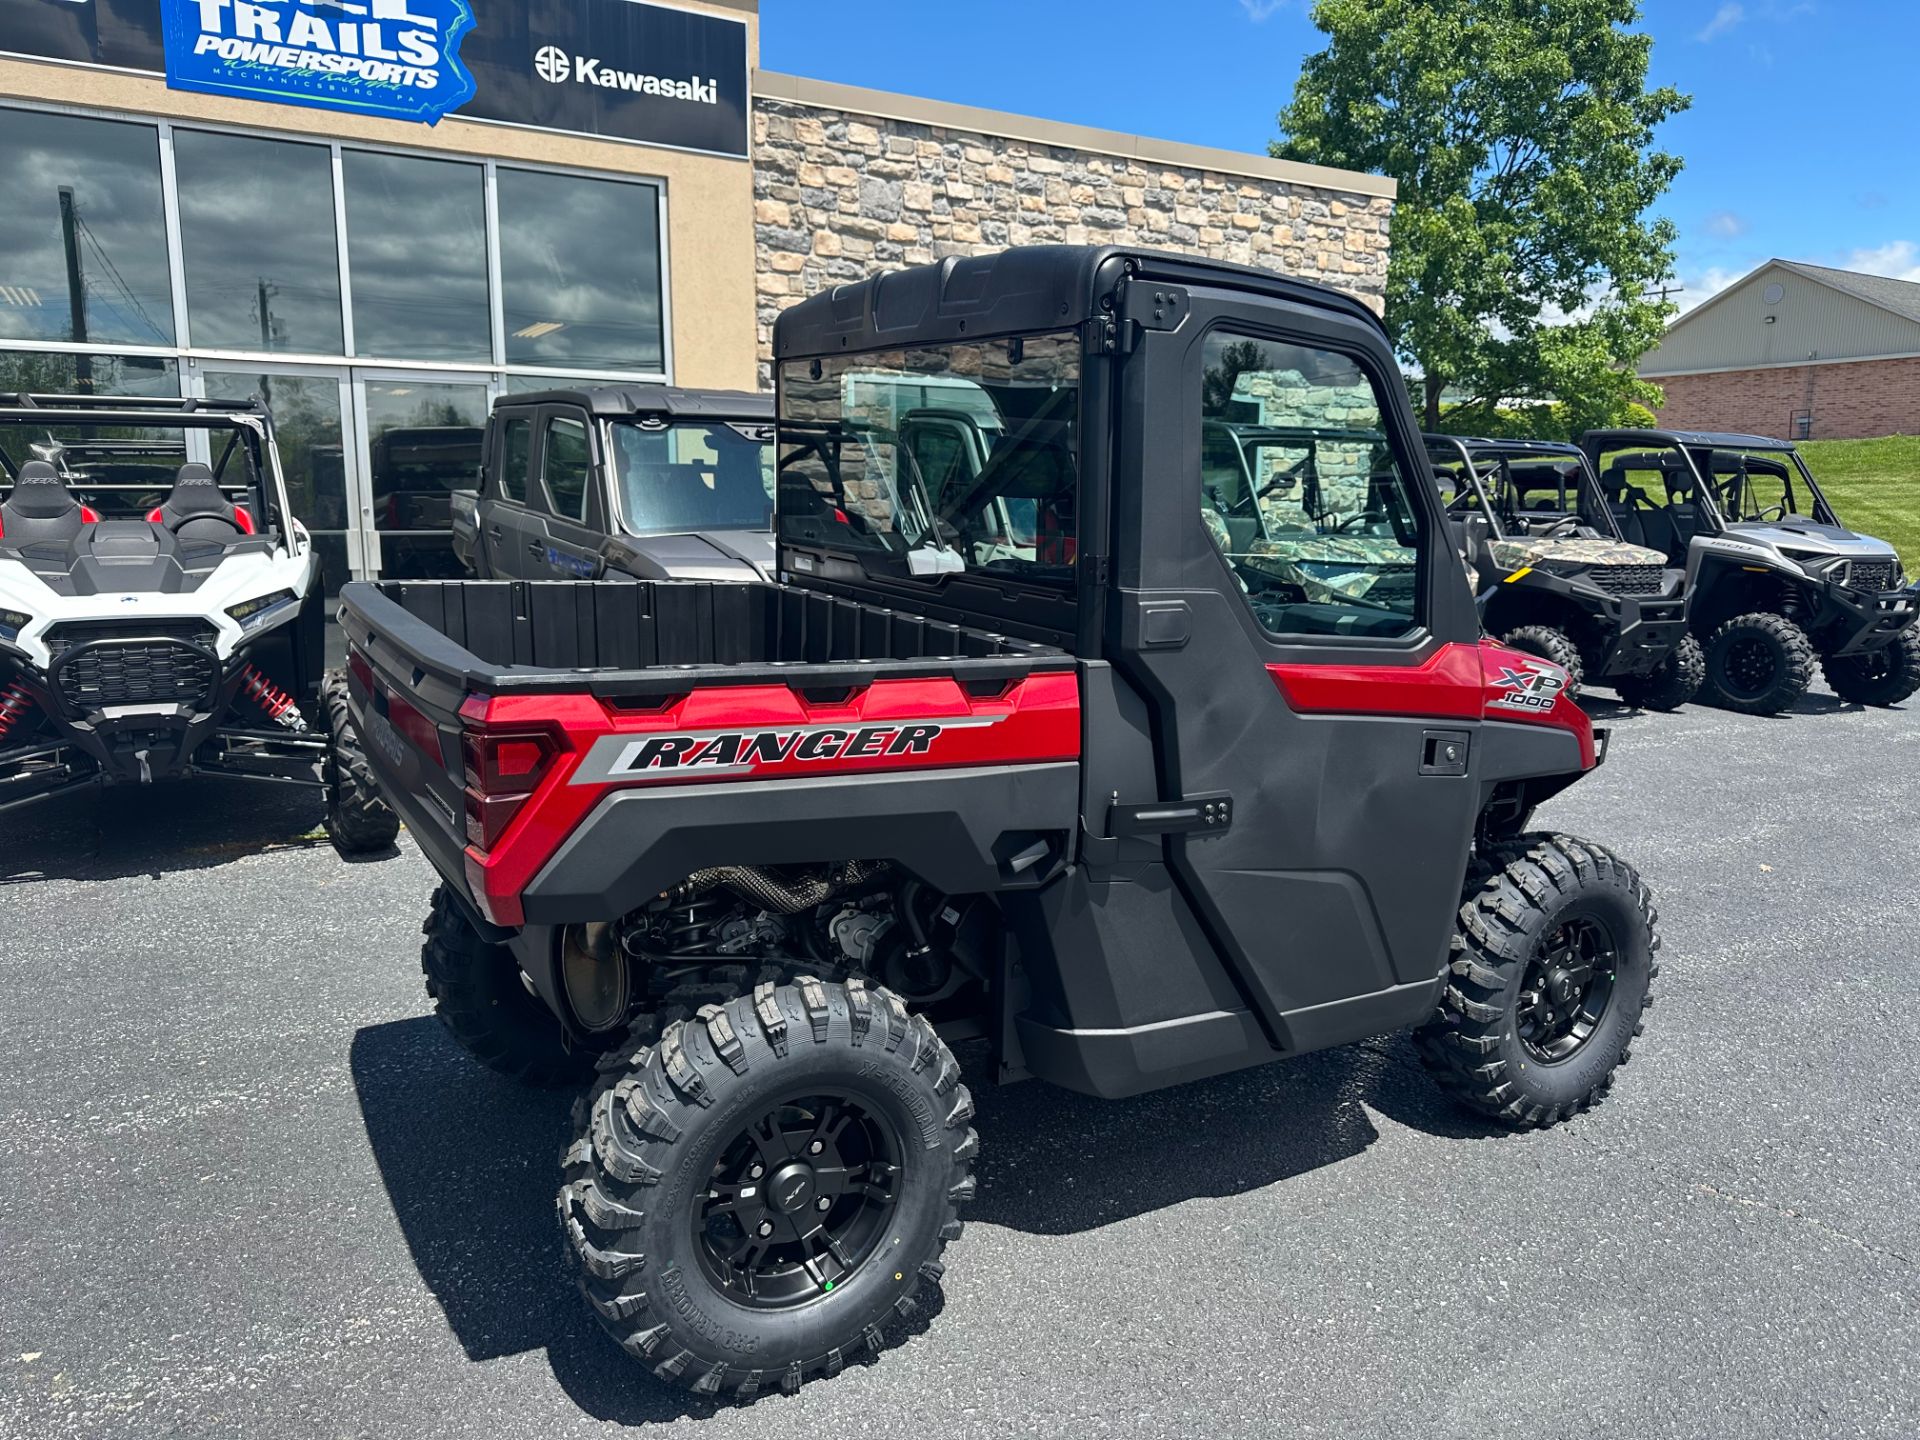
[0,0,1395,591]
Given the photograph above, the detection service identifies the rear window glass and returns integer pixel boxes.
[776,333,1079,589]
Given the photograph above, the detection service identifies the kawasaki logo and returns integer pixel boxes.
[572,715,1004,784]
[533,45,718,103]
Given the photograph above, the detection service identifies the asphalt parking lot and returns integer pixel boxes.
[2,683,1916,1440]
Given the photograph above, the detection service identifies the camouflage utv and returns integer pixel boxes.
[1202,419,1422,620]
[1425,436,1700,708]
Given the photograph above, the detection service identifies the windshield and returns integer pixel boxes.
[777,333,1079,588]
[0,420,266,523]
[608,421,775,537]
[1696,445,1837,527]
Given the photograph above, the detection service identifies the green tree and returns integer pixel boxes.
[1274,0,1688,432]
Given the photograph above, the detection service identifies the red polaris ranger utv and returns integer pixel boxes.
[339,247,1659,1399]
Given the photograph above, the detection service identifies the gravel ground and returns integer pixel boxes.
[1,683,1915,1439]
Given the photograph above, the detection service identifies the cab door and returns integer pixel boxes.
[524,406,609,579]
[480,409,537,578]
[1101,276,1487,1053]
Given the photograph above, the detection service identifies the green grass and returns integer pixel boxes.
[1798,435,1920,569]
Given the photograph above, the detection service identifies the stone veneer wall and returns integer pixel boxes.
[750,98,1394,386]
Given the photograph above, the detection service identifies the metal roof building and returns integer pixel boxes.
[1638,259,1920,440]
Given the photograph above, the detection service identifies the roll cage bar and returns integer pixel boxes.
[0,393,297,540]
[1582,428,1839,534]
[1424,435,1627,542]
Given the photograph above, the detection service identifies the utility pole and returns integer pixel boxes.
[257,277,276,351]
[58,185,92,393]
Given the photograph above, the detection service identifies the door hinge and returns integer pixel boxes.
[1108,791,1233,837]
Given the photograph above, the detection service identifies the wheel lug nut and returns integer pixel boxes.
[749,1164,763,1179]
[808,1141,824,1155]
[758,1221,774,1237]
[816,1196,831,1212]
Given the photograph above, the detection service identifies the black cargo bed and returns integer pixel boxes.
[339,579,1069,698]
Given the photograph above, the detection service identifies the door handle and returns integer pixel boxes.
[528,542,547,558]
[487,526,503,539]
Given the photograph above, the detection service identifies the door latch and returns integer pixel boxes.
[1419,729,1471,776]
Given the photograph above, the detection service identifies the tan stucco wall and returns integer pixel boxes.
[0,18,761,390]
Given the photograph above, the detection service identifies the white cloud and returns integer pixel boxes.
[1704,211,1748,238]
[1673,265,1748,314]
[1238,0,1289,19]
[1845,240,1920,282]
[1696,2,1745,41]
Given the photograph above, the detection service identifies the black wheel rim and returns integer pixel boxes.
[1719,634,1780,700]
[693,1091,901,1309]
[1515,913,1619,1064]
[1852,651,1894,685]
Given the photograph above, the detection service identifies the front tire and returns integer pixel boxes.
[1500,624,1586,696]
[559,978,976,1398]
[1700,612,1814,715]
[1612,633,1704,711]
[1823,627,1920,707]
[321,669,400,854]
[421,883,592,1088]
[1415,835,1658,1128]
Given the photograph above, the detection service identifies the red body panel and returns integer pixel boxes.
[457,670,1082,927]
[1268,639,1595,767]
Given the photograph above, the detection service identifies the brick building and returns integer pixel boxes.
[1640,260,1920,440]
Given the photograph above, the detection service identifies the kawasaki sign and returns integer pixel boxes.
[531,43,721,104]
[2,0,751,157]
[160,0,479,125]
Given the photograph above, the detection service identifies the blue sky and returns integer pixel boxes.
[762,0,1920,313]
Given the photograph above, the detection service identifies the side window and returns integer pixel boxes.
[497,417,531,504]
[1199,330,1424,640]
[541,414,592,523]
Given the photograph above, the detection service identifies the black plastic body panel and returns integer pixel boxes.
[521,764,1081,926]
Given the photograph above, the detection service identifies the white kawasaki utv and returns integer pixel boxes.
[0,393,396,853]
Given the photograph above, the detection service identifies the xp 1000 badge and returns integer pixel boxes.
[1488,659,1568,714]
[160,0,477,124]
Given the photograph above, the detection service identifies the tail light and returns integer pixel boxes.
[458,697,565,851]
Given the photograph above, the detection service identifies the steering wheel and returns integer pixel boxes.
[1538,514,1581,537]
[1755,504,1787,522]
[1334,510,1390,535]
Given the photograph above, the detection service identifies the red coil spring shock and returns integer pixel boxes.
[0,679,35,746]
[239,664,309,732]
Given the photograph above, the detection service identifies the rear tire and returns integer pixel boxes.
[1613,633,1704,711]
[559,978,976,1398]
[321,669,400,854]
[1823,627,1920,707]
[1415,834,1658,1128]
[1700,612,1814,715]
[421,883,592,1088]
[1500,625,1585,696]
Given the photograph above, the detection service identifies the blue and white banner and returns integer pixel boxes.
[158,0,478,125]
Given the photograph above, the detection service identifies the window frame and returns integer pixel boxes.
[536,408,597,526]
[0,100,674,390]
[1191,320,1433,647]
[491,412,533,507]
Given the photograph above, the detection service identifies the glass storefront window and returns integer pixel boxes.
[174,130,344,355]
[204,370,349,598]
[363,378,487,580]
[498,168,664,373]
[0,108,175,347]
[0,350,178,397]
[343,151,491,364]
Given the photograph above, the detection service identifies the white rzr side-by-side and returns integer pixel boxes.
[0,393,396,852]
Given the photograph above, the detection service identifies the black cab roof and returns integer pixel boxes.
[772,244,1388,360]
[1584,427,1794,452]
[498,384,772,422]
